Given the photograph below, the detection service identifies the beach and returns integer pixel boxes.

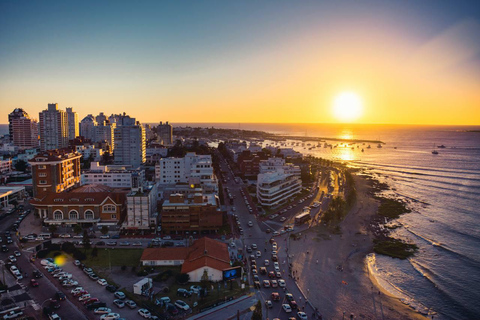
[290,174,427,320]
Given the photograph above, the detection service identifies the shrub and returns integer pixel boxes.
[176,273,190,284]
[36,250,49,259]
[61,242,76,253]
[121,265,127,271]
[73,250,86,261]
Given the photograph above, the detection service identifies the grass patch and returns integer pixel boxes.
[83,248,144,267]
[377,198,411,219]
[373,238,418,259]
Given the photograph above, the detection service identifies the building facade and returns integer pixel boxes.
[0,160,12,175]
[29,149,81,197]
[256,169,302,207]
[79,115,96,141]
[123,184,157,230]
[66,108,79,141]
[113,116,146,168]
[9,108,38,149]
[30,184,126,226]
[259,157,301,176]
[39,103,69,151]
[81,162,144,188]
[156,121,173,145]
[161,192,223,235]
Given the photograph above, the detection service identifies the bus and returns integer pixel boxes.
[294,211,311,225]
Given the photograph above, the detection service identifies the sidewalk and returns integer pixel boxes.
[187,295,257,320]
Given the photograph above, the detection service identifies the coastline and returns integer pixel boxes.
[289,173,427,320]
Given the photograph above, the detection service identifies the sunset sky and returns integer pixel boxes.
[1,1,479,125]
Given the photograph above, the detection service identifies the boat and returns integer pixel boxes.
[377,144,382,148]
[394,147,397,149]
[437,145,446,148]
[367,145,371,149]
[361,149,364,152]
[432,144,439,154]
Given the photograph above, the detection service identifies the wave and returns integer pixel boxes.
[404,227,480,269]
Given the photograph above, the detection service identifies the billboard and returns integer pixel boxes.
[223,266,242,280]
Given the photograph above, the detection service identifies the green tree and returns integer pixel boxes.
[251,300,262,320]
[176,273,190,284]
[82,230,91,252]
[100,226,109,235]
[74,225,82,235]
[14,160,28,172]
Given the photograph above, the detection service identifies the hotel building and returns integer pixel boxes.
[256,169,302,207]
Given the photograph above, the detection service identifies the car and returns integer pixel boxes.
[290,300,298,309]
[274,265,280,272]
[78,294,91,301]
[106,285,118,293]
[174,300,190,311]
[254,281,261,288]
[71,287,84,294]
[94,307,112,314]
[246,246,252,253]
[280,217,287,222]
[114,291,126,300]
[271,292,281,301]
[263,280,271,288]
[107,241,117,246]
[89,274,99,281]
[119,241,130,246]
[271,280,278,288]
[113,299,125,308]
[252,268,258,275]
[8,256,16,262]
[99,234,110,239]
[256,250,261,258]
[1,245,8,252]
[132,241,142,246]
[276,271,282,278]
[285,293,294,302]
[96,241,106,246]
[48,313,61,320]
[59,234,71,238]
[97,279,108,286]
[49,300,60,309]
[14,251,21,257]
[190,285,202,294]
[30,279,39,287]
[155,296,171,306]
[73,290,88,297]
[100,313,120,320]
[125,300,137,309]
[282,304,292,313]
[272,242,277,250]
[138,308,151,318]
[3,310,23,319]
[297,311,308,320]
[177,288,192,298]
[251,243,257,250]
[265,300,273,308]
[248,221,253,227]
[83,267,93,274]
[260,267,267,274]
[33,270,43,278]
[86,301,107,311]
[74,260,81,266]
[55,292,66,301]
[273,231,280,236]
[272,255,278,262]
[83,298,99,306]
[166,303,179,315]
[278,279,286,287]
[268,271,276,279]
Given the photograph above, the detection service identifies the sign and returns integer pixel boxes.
[222,266,241,280]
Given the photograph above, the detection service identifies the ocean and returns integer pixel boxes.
[181,123,480,320]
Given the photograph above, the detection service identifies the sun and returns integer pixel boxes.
[332,92,363,123]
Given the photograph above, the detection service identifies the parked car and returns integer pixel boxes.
[176,288,192,298]
[297,311,308,320]
[125,300,137,309]
[282,304,292,313]
[113,299,125,308]
[174,300,190,311]
[114,291,126,300]
[106,285,118,293]
[97,279,108,286]
[30,279,39,287]
[190,285,201,294]
[3,310,24,319]
[78,294,91,301]
[100,313,120,320]
[138,309,151,319]
[55,292,66,301]
[94,307,112,314]
[86,301,107,310]
[83,298,99,306]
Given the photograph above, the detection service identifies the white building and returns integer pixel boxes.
[155,152,217,193]
[257,169,302,207]
[0,160,12,175]
[146,147,168,164]
[259,157,301,176]
[74,144,103,161]
[124,184,157,230]
[114,116,146,168]
[66,108,79,141]
[81,162,144,188]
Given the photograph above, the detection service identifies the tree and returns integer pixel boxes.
[91,246,98,258]
[251,300,262,320]
[100,226,109,235]
[74,225,82,235]
[14,160,28,172]
[82,230,91,252]
[48,225,58,235]
[176,273,190,284]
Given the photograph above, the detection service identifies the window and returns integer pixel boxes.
[111,214,117,219]
[103,205,116,213]
[39,173,47,177]
[69,210,78,220]
[38,165,46,170]
[39,180,47,184]
[53,210,63,220]
[84,210,94,220]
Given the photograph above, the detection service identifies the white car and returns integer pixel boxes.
[48,314,61,320]
[256,251,261,258]
[94,307,112,314]
[297,311,308,319]
[14,251,21,257]
[138,308,151,318]
[278,279,286,288]
[78,294,91,301]
[282,304,292,313]
[279,217,287,222]
[190,285,201,294]
[97,279,108,286]
[248,221,253,227]
[71,287,84,294]
[100,313,120,320]
[264,260,270,266]
[274,265,280,272]
[3,310,24,319]
[175,300,190,311]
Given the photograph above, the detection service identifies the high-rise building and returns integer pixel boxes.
[113,116,146,168]
[38,103,69,151]
[157,121,173,145]
[79,115,96,141]
[29,149,82,197]
[66,108,79,140]
[8,108,38,149]
[95,121,115,149]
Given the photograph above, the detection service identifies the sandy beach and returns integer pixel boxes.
[290,174,427,320]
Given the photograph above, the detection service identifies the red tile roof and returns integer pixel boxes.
[140,237,231,273]
[30,185,127,206]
